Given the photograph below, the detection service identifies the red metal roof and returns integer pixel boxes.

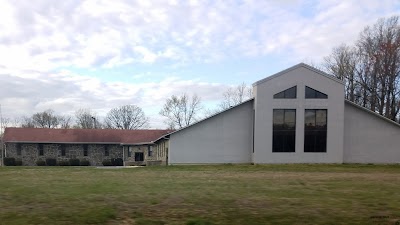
[3,127,172,144]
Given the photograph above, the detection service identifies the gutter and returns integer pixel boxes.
[152,136,170,143]
[119,142,153,146]
[3,141,123,145]
[4,141,164,146]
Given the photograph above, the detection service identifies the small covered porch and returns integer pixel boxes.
[121,138,169,166]
[121,143,150,166]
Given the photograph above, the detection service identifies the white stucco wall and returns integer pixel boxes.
[253,64,345,163]
[343,101,400,163]
[168,100,254,164]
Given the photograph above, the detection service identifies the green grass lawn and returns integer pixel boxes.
[0,164,399,225]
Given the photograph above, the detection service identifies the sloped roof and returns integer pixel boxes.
[345,100,400,128]
[253,63,344,86]
[3,127,173,145]
[153,98,255,142]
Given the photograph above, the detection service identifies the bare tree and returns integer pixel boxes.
[324,44,358,102]
[59,115,72,129]
[324,16,400,122]
[20,116,35,128]
[219,82,253,110]
[2,117,22,128]
[160,93,202,129]
[205,83,253,117]
[17,112,70,129]
[31,109,60,128]
[104,105,149,129]
[74,108,101,129]
[1,117,10,129]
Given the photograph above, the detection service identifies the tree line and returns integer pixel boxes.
[324,16,400,122]
[2,105,150,130]
[0,83,253,130]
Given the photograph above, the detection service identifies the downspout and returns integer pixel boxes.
[0,104,3,167]
[1,143,4,167]
[252,109,255,154]
[167,139,169,166]
[122,145,125,166]
[164,137,170,166]
[153,137,170,166]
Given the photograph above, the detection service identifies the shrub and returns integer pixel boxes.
[69,158,80,166]
[111,158,123,166]
[58,160,69,166]
[102,160,113,166]
[80,159,90,166]
[15,160,23,166]
[46,158,57,166]
[4,157,16,166]
[36,160,46,166]
[186,219,214,225]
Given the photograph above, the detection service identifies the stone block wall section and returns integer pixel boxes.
[5,142,169,166]
[151,139,169,165]
[5,143,123,166]
[124,140,168,166]
[124,145,147,166]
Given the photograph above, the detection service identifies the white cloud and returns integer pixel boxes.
[0,70,227,128]
[133,46,159,63]
[0,0,397,71]
[0,0,399,128]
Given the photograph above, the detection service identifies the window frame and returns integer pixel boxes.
[61,145,66,156]
[135,152,144,161]
[273,86,297,99]
[38,144,44,156]
[104,145,109,156]
[272,109,296,153]
[304,109,328,153]
[16,144,22,156]
[305,86,328,99]
[83,144,88,156]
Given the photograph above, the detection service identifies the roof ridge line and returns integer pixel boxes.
[252,63,344,86]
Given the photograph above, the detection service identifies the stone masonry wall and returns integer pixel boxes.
[5,143,122,166]
[149,139,169,165]
[124,145,147,166]
[123,141,168,166]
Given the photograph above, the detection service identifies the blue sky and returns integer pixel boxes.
[0,0,399,128]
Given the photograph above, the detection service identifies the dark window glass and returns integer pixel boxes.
[285,86,297,98]
[17,144,21,156]
[39,144,44,156]
[148,146,152,156]
[61,145,66,156]
[285,110,296,128]
[304,109,327,152]
[305,110,315,126]
[104,145,109,156]
[83,145,88,156]
[274,91,284,98]
[273,109,296,152]
[274,109,284,125]
[135,152,144,161]
[273,86,297,99]
[305,86,328,99]
[305,86,315,98]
